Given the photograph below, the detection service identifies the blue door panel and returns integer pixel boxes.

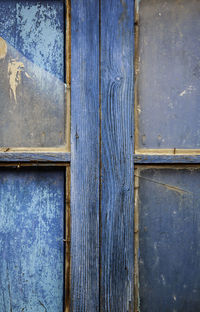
[0,167,64,311]
[138,168,200,311]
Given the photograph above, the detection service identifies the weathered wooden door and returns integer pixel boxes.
[1,0,199,311]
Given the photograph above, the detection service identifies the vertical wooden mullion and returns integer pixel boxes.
[65,164,71,312]
[66,0,71,153]
[71,0,100,311]
[100,0,135,311]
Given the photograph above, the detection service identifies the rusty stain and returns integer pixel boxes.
[0,37,7,60]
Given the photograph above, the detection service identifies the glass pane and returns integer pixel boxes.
[138,167,200,311]
[0,167,65,311]
[0,1,66,148]
[137,0,200,149]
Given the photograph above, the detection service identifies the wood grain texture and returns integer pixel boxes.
[100,0,134,310]
[71,0,100,311]
[0,152,70,162]
[0,167,65,312]
[65,164,71,312]
[134,154,200,164]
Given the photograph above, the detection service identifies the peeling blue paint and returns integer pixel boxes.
[0,0,64,80]
[0,168,65,311]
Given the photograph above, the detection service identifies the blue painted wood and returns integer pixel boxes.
[101,0,134,310]
[0,0,64,80]
[137,0,200,149]
[0,152,70,163]
[0,167,65,312]
[0,1,67,148]
[134,154,200,164]
[71,0,100,311]
[138,167,200,311]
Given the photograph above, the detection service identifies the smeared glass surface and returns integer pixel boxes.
[137,0,200,149]
[0,1,66,147]
[138,168,200,311]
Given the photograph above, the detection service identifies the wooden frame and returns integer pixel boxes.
[0,0,71,164]
[0,0,71,161]
[134,0,200,157]
[0,164,70,312]
[3,0,199,310]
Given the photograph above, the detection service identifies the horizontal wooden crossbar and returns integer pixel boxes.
[0,152,71,163]
[134,154,200,164]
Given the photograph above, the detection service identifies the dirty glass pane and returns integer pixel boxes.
[137,0,200,149]
[0,1,66,148]
[138,167,200,311]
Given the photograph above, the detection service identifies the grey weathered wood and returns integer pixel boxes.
[71,0,100,311]
[134,154,200,164]
[0,152,70,163]
[100,0,134,310]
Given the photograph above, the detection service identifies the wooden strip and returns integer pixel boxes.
[134,169,140,312]
[100,0,135,310]
[64,11,71,309]
[136,148,200,154]
[71,0,100,311]
[66,0,71,153]
[134,154,200,164]
[0,152,70,162]
[65,164,71,312]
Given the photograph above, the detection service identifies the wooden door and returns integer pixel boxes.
[2,1,199,311]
